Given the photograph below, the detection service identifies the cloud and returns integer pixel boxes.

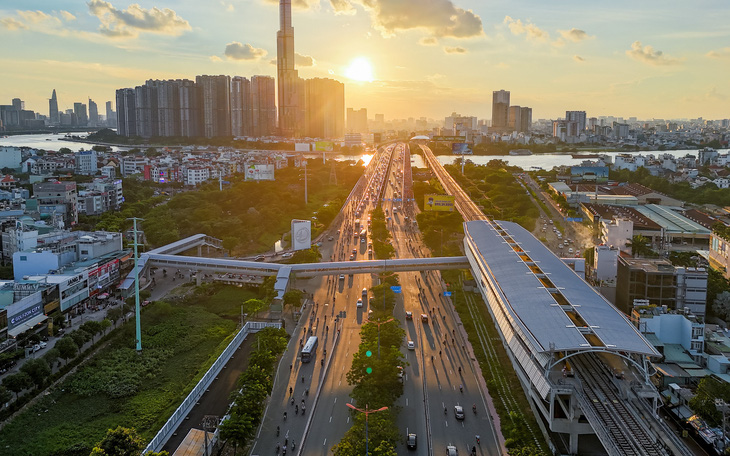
[419,37,438,46]
[0,18,28,30]
[224,42,268,60]
[220,1,235,12]
[351,0,483,39]
[573,55,585,62]
[626,41,679,66]
[87,0,191,38]
[444,46,467,54]
[706,47,730,59]
[559,28,590,42]
[296,53,315,66]
[330,0,356,14]
[210,55,223,62]
[503,16,549,41]
[59,10,77,21]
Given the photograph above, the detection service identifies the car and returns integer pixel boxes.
[446,445,458,456]
[405,311,413,320]
[568,247,574,254]
[407,433,417,449]
[327,236,334,241]
[357,299,363,308]
[32,344,41,352]
[352,248,357,255]
[421,314,428,323]
[350,254,355,261]
[254,255,266,262]
[281,252,294,259]
[407,340,415,350]
[339,274,345,281]
[454,405,465,420]
[397,365,405,380]
[39,341,47,349]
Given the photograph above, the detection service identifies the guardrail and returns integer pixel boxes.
[141,321,281,455]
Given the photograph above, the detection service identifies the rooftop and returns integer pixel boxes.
[464,220,658,356]
[634,204,711,235]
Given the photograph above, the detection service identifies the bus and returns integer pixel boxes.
[355,219,361,231]
[301,336,318,363]
[360,228,367,242]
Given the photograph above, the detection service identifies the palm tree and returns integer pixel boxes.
[627,235,652,257]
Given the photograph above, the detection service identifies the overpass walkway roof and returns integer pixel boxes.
[465,220,658,357]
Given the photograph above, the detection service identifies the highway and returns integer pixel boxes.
[250,142,501,456]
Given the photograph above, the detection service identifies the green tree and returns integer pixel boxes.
[56,336,79,363]
[106,307,123,327]
[91,426,144,456]
[243,298,267,317]
[222,236,239,255]
[43,347,61,369]
[100,318,112,334]
[3,371,32,399]
[81,320,103,342]
[20,358,51,388]
[0,385,12,407]
[71,328,91,347]
[219,412,254,455]
[627,235,652,257]
[283,290,303,306]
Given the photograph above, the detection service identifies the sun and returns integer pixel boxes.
[345,57,374,82]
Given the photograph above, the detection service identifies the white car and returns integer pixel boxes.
[407,340,415,350]
[357,299,363,308]
[282,252,294,259]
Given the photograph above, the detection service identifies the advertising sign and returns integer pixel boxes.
[443,291,452,297]
[315,141,334,152]
[59,271,90,312]
[291,219,312,251]
[432,136,465,142]
[390,286,402,293]
[7,292,43,330]
[570,166,608,183]
[424,194,455,212]
[295,143,311,152]
[452,143,472,155]
[245,164,275,181]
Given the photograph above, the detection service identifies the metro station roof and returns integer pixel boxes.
[465,220,658,357]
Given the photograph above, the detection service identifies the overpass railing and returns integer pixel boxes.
[141,321,281,455]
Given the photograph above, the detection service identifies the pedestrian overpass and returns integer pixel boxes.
[119,234,469,299]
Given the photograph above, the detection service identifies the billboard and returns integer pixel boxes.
[424,194,455,212]
[452,143,472,155]
[433,136,464,141]
[570,166,608,183]
[291,219,312,251]
[315,141,334,152]
[295,143,311,152]
[245,164,275,181]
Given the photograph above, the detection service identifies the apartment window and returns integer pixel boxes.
[20,256,27,261]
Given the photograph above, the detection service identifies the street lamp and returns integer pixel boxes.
[716,399,729,452]
[346,403,388,456]
[365,317,394,358]
[128,217,144,353]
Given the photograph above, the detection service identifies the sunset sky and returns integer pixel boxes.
[2,0,729,122]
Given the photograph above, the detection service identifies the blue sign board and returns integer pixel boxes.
[390,286,402,293]
[443,291,452,297]
[564,217,583,223]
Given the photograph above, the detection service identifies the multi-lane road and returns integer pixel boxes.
[250,143,501,456]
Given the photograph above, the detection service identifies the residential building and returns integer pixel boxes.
[347,108,368,134]
[116,88,137,137]
[491,90,509,130]
[230,76,252,137]
[196,75,231,138]
[31,181,78,227]
[565,111,587,133]
[251,75,277,137]
[73,102,88,126]
[75,150,98,175]
[304,77,345,139]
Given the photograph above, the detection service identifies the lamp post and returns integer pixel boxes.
[716,399,729,452]
[365,317,394,358]
[346,403,388,456]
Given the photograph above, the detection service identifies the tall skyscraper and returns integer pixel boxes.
[347,108,368,134]
[116,88,137,136]
[105,101,116,127]
[251,75,277,137]
[88,99,99,126]
[491,90,510,130]
[49,90,59,124]
[565,111,587,133]
[74,102,88,126]
[196,75,231,138]
[178,79,202,137]
[304,78,345,139]
[231,76,252,137]
[277,0,302,137]
[11,98,24,111]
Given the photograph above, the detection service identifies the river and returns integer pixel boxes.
[1,133,723,171]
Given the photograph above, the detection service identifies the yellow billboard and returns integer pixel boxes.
[424,194,455,212]
[315,141,334,152]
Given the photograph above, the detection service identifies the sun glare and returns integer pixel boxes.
[345,57,374,82]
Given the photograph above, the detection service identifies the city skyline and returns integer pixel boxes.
[1,0,729,121]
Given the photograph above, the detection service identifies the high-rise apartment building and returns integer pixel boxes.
[178,79,202,137]
[73,102,88,126]
[304,78,344,139]
[11,98,23,111]
[155,80,181,137]
[49,90,59,124]
[75,150,98,175]
[134,82,158,137]
[88,99,98,126]
[491,90,510,130]
[277,0,302,137]
[231,76,252,137]
[105,101,115,127]
[116,88,137,137]
[196,75,231,138]
[347,108,368,134]
[565,111,587,133]
[251,75,277,137]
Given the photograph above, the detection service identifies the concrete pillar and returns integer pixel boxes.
[197,245,202,257]
[196,271,202,286]
[569,431,579,454]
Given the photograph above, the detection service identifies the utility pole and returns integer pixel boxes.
[129,217,144,353]
[304,159,308,204]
